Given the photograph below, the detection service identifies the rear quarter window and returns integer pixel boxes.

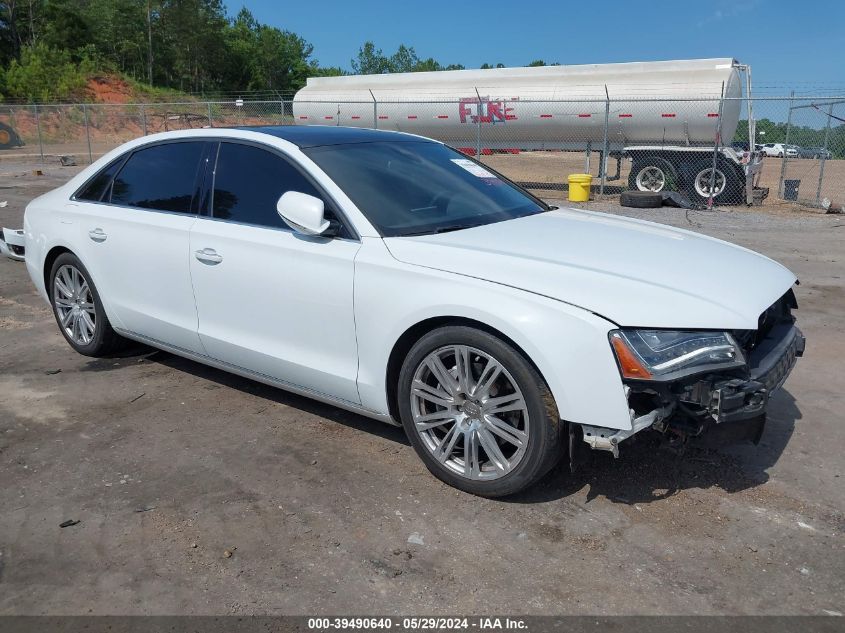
[74,156,126,202]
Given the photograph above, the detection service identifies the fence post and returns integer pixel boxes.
[778,91,794,199]
[600,86,610,196]
[369,90,377,129]
[207,102,213,128]
[707,82,726,210]
[816,102,834,206]
[141,105,147,135]
[474,87,483,158]
[82,104,92,164]
[34,104,44,164]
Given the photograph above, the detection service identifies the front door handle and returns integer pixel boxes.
[194,247,223,265]
[88,228,107,242]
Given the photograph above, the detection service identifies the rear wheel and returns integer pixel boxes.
[50,253,127,356]
[686,161,742,205]
[692,165,727,199]
[628,157,677,193]
[398,326,562,497]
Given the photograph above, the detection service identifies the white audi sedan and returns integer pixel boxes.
[24,126,804,497]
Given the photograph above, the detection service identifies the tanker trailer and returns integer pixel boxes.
[293,58,764,205]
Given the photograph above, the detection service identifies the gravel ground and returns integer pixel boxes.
[0,160,843,616]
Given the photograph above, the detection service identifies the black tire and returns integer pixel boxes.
[684,160,743,206]
[620,190,663,208]
[49,252,128,356]
[0,122,22,150]
[397,325,562,497]
[627,157,678,193]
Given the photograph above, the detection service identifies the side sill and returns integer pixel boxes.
[114,328,400,427]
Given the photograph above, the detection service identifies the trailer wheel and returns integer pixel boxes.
[628,157,677,193]
[687,161,743,205]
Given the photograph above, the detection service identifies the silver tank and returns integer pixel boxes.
[292,58,742,149]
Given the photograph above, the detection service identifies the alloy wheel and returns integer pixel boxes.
[635,165,667,192]
[409,345,529,481]
[694,167,727,198]
[53,264,96,345]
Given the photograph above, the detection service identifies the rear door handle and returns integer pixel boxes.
[194,247,223,265]
[88,228,107,242]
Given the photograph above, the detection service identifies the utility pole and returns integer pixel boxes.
[147,0,153,86]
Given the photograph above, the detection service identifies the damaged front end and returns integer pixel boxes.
[0,227,25,261]
[582,289,805,457]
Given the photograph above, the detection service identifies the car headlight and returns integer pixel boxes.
[609,329,744,380]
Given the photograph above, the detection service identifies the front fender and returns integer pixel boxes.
[354,238,632,431]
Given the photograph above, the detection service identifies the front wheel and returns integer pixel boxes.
[50,253,127,356]
[397,326,562,497]
[628,157,677,193]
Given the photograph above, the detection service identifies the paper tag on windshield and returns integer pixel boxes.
[451,158,497,179]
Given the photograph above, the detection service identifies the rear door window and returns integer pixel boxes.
[211,142,324,230]
[110,141,205,213]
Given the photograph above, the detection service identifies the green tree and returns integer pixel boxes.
[4,40,88,100]
[309,64,346,77]
[352,41,463,75]
[80,0,147,78]
[351,41,390,74]
[154,0,227,92]
[40,0,89,57]
[250,24,313,91]
[221,7,318,93]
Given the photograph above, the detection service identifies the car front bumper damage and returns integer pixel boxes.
[582,318,805,458]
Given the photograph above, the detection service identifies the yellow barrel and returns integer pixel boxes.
[567,173,592,202]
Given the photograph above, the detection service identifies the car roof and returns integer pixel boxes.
[234,125,433,148]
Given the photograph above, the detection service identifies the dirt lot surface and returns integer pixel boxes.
[1,160,843,616]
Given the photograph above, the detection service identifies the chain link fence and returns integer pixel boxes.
[1,96,844,210]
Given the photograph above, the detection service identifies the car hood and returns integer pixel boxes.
[383,208,797,329]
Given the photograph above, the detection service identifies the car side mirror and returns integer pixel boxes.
[276,191,331,236]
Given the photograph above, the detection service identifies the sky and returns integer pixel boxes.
[237,0,845,94]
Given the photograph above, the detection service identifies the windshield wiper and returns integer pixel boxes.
[400,223,477,237]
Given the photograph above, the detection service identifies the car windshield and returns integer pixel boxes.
[303,141,547,237]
